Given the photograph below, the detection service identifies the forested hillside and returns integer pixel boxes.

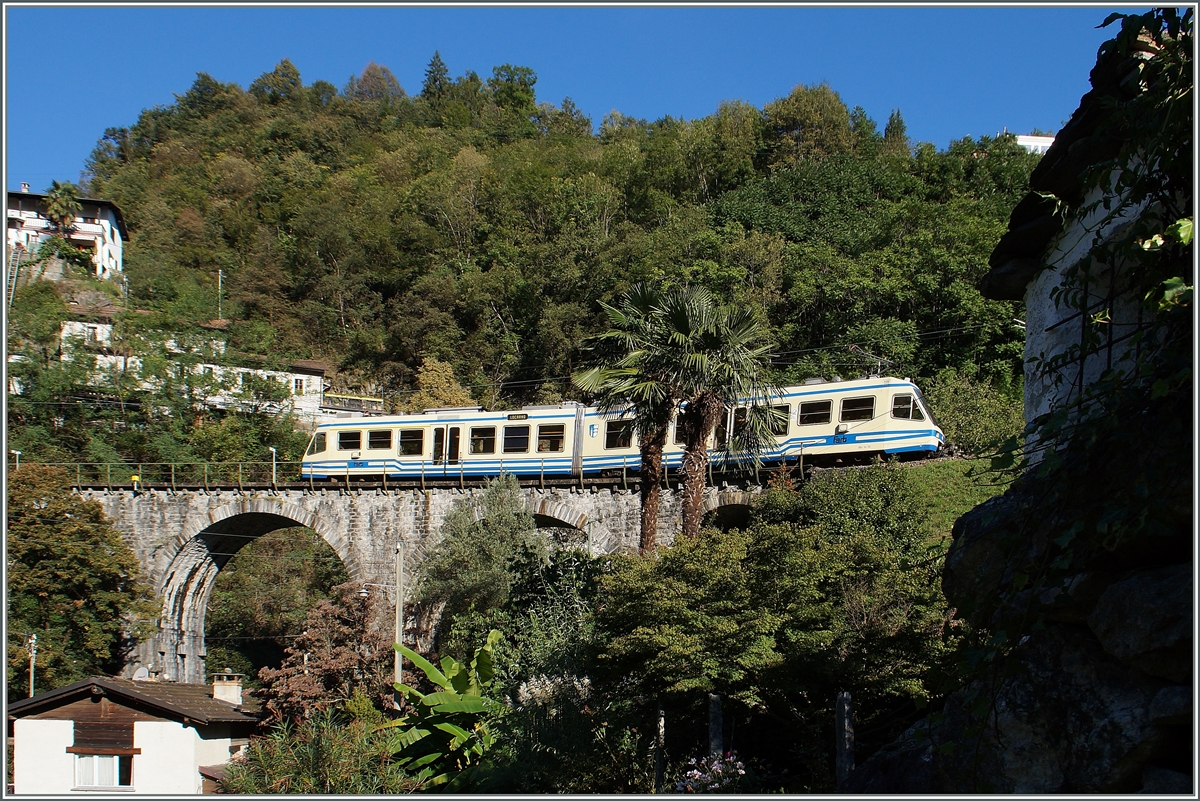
[80,56,1037,408]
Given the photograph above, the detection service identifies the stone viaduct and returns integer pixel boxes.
[81,483,759,684]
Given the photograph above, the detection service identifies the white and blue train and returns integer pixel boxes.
[300,375,943,481]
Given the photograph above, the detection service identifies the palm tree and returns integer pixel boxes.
[668,297,780,539]
[575,284,781,549]
[43,180,82,236]
[573,284,677,554]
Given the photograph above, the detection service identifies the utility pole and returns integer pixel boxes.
[836,690,854,790]
[708,693,723,756]
[654,700,666,793]
[28,634,37,698]
[394,542,405,693]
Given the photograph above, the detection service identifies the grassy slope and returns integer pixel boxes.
[903,457,1010,544]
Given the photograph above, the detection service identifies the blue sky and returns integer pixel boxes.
[4,5,1146,193]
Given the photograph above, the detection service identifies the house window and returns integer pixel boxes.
[537,424,565,453]
[74,754,133,788]
[840,396,876,422]
[85,326,98,344]
[294,378,305,395]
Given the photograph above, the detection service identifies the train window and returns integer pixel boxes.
[470,427,496,454]
[798,400,832,425]
[605,420,634,449]
[840,396,875,422]
[537,424,565,452]
[673,407,693,445]
[770,405,790,435]
[503,425,530,453]
[368,430,393,449]
[433,429,445,464]
[306,433,326,455]
[337,431,361,450]
[732,405,790,437]
[398,429,423,456]
[891,394,925,421]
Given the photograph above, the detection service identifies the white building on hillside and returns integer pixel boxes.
[7,185,128,280]
[1015,134,1055,155]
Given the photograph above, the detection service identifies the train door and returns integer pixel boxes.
[433,426,461,475]
[433,427,445,472]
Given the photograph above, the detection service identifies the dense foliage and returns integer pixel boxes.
[221,706,419,794]
[596,463,958,791]
[392,460,991,793]
[204,527,348,686]
[5,466,157,695]
[256,581,396,722]
[72,55,1035,420]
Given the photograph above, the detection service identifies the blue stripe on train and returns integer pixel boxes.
[303,428,941,477]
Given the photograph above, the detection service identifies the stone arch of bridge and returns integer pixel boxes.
[153,499,352,684]
[464,495,589,531]
[526,496,589,531]
[700,489,759,514]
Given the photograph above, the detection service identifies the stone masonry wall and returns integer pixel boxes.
[82,484,757,684]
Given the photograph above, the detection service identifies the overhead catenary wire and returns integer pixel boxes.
[10,321,1010,410]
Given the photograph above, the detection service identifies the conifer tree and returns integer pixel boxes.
[422,51,450,103]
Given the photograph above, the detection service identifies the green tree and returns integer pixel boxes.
[421,51,450,105]
[415,474,546,629]
[6,466,157,694]
[573,283,681,554]
[595,463,956,791]
[249,59,302,104]
[402,356,475,413]
[222,706,419,794]
[882,108,910,156]
[344,61,405,103]
[42,180,82,235]
[487,64,537,113]
[666,287,780,539]
[922,367,1023,454]
[762,83,854,166]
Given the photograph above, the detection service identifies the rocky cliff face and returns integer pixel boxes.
[845,12,1192,792]
[844,393,1192,793]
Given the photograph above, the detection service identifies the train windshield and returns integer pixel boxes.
[911,386,940,429]
[305,432,326,456]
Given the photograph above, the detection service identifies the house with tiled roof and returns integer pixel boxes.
[7,672,258,794]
